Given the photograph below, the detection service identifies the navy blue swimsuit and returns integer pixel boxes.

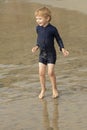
[36,23,64,65]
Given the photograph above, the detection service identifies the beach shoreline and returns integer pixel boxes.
[2,0,87,14]
[21,0,87,15]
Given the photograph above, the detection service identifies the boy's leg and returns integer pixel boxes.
[39,62,46,99]
[47,64,58,98]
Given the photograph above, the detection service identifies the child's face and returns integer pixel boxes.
[35,16,49,27]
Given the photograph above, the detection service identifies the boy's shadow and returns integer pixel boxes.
[41,99,59,130]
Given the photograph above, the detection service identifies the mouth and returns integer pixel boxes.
[38,23,42,26]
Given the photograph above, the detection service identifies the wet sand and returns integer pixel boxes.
[0,0,87,130]
[29,0,87,14]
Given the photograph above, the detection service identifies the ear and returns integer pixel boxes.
[47,16,50,22]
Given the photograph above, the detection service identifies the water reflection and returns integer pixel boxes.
[41,99,59,130]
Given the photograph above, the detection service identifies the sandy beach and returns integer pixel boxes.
[0,0,87,130]
[28,0,87,14]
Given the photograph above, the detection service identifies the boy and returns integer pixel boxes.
[32,7,69,99]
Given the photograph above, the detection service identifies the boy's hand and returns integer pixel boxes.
[32,46,38,53]
[62,48,69,56]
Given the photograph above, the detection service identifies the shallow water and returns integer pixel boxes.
[29,0,87,14]
[0,0,87,130]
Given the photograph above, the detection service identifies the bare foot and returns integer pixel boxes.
[52,89,59,98]
[39,90,45,99]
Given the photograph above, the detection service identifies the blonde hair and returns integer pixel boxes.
[35,7,51,22]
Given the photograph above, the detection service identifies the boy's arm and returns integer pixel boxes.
[54,28,64,51]
[54,28,69,56]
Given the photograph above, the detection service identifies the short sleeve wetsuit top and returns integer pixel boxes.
[36,23,64,65]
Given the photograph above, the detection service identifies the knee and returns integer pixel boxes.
[48,71,54,77]
[39,71,45,77]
